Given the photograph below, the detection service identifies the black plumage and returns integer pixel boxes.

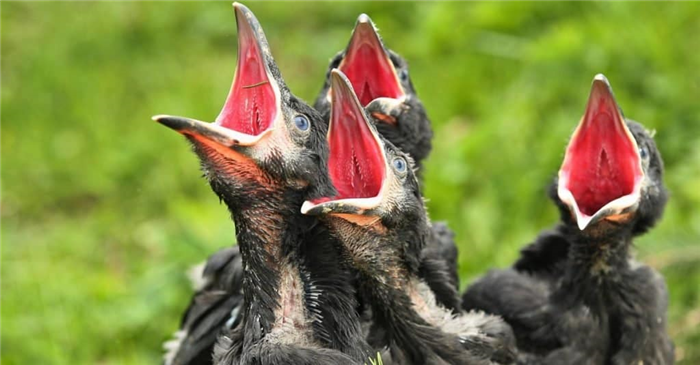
[304,70,516,365]
[156,4,371,365]
[207,182,370,365]
[462,76,673,365]
[164,247,244,365]
[206,171,370,364]
[423,221,461,308]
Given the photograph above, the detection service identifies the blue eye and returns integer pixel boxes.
[393,157,407,173]
[640,146,649,159]
[399,69,409,82]
[294,115,310,131]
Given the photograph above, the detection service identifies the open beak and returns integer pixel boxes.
[330,14,405,108]
[557,74,644,230]
[153,3,282,156]
[302,70,389,217]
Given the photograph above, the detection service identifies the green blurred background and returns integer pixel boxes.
[2,2,699,364]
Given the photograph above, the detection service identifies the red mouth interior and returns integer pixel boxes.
[337,25,404,106]
[319,76,386,204]
[215,15,276,136]
[562,93,641,216]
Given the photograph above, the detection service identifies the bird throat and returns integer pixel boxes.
[228,198,316,345]
[558,229,633,305]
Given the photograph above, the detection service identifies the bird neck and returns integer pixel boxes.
[323,217,454,360]
[226,187,315,346]
[556,223,634,308]
[325,216,422,284]
[225,191,370,359]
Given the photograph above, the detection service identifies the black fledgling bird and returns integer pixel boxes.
[315,13,461,310]
[462,75,673,365]
[303,70,516,365]
[156,4,371,364]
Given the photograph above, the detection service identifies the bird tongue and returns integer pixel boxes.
[338,16,404,106]
[559,76,642,218]
[321,70,386,203]
[215,4,277,137]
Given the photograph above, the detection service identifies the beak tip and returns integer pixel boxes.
[592,73,612,91]
[588,73,617,105]
[300,201,317,215]
[151,115,189,131]
[152,114,171,123]
[330,69,350,89]
[357,13,371,24]
[576,216,589,231]
[354,13,377,33]
[233,2,251,21]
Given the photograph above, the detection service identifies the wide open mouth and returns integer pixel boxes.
[153,3,281,149]
[302,70,387,215]
[334,14,405,107]
[215,3,280,142]
[558,74,644,230]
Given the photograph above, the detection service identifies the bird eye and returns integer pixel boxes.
[398,69,409,82]
[392,157,407,173]
[293,115,310,131]
[639,146,649,160]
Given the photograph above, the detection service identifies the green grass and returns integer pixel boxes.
[2,2,699,364]
[368,352,384,365]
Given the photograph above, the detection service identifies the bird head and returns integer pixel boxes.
[315,14,433,169]
[302,70,426,235]
[318,14,417,124]
[556,74,667,233]
[154,3,333,202]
